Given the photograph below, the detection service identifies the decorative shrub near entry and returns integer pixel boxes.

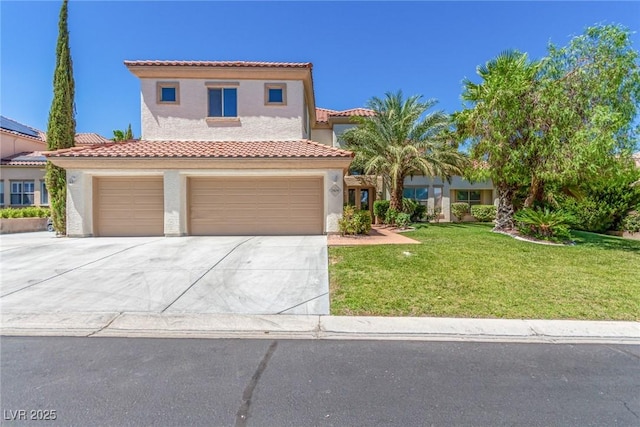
[0,207,51,218]
[471,205,497,222]
[395,212,411,228]
[373,200,390,224]
[339,205,372,235]
[451,202,470,221]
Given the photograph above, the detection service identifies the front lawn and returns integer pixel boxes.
[329,223,640,320]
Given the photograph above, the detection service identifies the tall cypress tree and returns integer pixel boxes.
[45,0,75,235]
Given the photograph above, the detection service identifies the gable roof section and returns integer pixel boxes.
[315,107,375,124]
[1,115,109,145]
[124,60,312,68]
[1,151,47,166]
[46,139,353,159]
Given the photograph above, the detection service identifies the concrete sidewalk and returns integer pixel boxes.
[1,312,638,344]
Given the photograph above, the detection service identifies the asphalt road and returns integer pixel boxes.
[1,337,638,426]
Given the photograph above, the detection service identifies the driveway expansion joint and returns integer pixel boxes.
[87,312,123,337]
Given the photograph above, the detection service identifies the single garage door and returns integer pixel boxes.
[94,177,164,237]
[189,177,323,235]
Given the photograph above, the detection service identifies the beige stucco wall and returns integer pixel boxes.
[310,128,333,146]
[65,168,344,237]
[140,79,306,141]
[1,132,46,159]
[0,166,48,207]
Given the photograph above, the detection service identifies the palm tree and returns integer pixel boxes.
[340,91,468,211]
[112,124,134,141]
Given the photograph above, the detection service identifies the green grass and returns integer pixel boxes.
[329,223,640,320]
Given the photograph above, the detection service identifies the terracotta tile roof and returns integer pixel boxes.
[46,139,353,159]
[315,107,375,124]
[75,133,111,145]
[124,60,312,69]
[330,108,376,118]
[315,108,338,123]
[1,116,109,146]
[1,151,47,166]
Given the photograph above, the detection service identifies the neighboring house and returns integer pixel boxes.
[0,115,108,208]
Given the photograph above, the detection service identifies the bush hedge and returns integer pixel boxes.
[373,200,390,223]
[0,207,51,219]
[470,205,496,222]
[339,206,372,235]
[621,211,640,233]
[451,202,470,221]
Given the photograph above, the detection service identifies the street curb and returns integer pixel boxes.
[1,312,639,344]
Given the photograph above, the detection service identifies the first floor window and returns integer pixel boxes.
[403,187,428,205]
[10,180,35,205]
[456,190,481,205]
[0,181,4,205]
[208,87,237,117]
[40,180,49,205]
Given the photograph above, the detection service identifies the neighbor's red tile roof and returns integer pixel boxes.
[124,60,312,68]
[1,151,47,166]
[75,133,110,145]
[315,107,375,123]
[46,139,353,159]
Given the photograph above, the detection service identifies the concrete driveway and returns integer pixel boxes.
[0,232,329,315]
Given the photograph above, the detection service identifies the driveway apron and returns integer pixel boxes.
[0,233,329,315]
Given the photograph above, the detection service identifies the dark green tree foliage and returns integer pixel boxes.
[457,24,640,231]
[113,124,134,141]
[45,0,75,234]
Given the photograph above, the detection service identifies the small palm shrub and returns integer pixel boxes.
[514,208,573,242]
[395,212,411,228]
[451,202,469,221]
[471,205,496,222]
[339,206,372,236]
[373,200,390,224]
[0,207,51,218]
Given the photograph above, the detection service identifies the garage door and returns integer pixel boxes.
[189,177,323,235]
[94,177,164,237]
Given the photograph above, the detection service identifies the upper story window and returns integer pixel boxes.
[265,83,287,106]
[208,87,238,118]
[156,82,179,104]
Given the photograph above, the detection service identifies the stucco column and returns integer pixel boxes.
[325,169,344,234]
[163,171,187,236]
[442,182,452,222]
[66,170,93,237]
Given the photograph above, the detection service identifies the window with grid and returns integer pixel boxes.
[10,180,35,205]
[456,190,481,205]
[40,180,49,205]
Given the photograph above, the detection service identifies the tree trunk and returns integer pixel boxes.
[494,183,516,232]
[390,183,404,212]
[524,176,545,208]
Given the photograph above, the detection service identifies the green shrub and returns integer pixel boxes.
[514,208,573,242]
[557,197,614,233]
[385,208,398,225]
[451,202,470,221]
[373,200,390,223]
[0,207,51,219]
[470,205,496,222]
[395,212,411,228]
[339,206,372,236]
[401,198,426,222]
[423,207,441,223]
[621,211,640,233]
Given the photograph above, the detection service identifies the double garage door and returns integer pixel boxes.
[93,176,323,236]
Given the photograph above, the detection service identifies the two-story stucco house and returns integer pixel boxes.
[46,61,355,237]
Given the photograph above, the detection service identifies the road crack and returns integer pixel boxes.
[235,340,278,427]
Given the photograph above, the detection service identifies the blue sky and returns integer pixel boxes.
[1,1,639,139]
